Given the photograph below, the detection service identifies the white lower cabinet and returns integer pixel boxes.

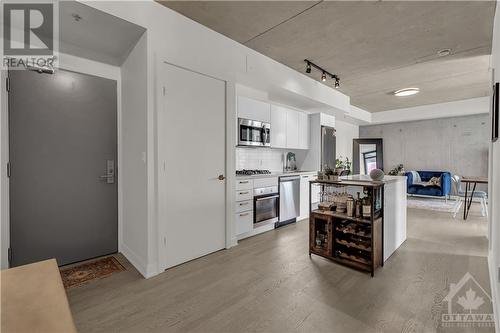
[235,199,252,213]
[299,173,320,220]
[236,189,252,202]
[299,174,311,220]
[235,210,253,235]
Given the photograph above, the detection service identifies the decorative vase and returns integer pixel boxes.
[369,169,385,181]
[335,167,344,175]
[329,175,339,181]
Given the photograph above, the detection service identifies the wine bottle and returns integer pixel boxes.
[362,188,371,218]
[355,192,361,218]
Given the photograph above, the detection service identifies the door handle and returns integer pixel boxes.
[99,160,115,184]
[218,175,225,181]
[256,195,279,201]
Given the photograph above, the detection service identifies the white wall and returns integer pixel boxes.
[335,118,360,164]
[489,2,500,331]
[119,33,151,276]
[371,97,490,125]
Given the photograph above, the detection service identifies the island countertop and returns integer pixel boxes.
[340,174,407,184]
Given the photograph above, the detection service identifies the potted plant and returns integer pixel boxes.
[335,156,351,175]
[324,166,339,181]
[335,157,345,174]
[388,164,404,176]
[344,157,352,174]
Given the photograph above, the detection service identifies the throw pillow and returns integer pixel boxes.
[429,176,441,187]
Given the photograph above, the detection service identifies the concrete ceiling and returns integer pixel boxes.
[158,1,496,112]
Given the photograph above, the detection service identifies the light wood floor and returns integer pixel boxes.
[68,204,493,333]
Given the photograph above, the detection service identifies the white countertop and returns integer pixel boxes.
[340,174,407,184]
[236,170,317,179]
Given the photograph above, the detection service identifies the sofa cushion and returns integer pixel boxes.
[408,185,443,196]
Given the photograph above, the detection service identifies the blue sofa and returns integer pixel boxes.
[405,171,452,198]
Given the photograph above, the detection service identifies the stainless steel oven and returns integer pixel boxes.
[238,118,271,147]
[253,186,279,228]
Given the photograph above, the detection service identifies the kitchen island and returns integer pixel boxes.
[309,175,407,276]
[341,175,407,262]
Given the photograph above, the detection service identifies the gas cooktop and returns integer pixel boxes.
[236,169,272,176]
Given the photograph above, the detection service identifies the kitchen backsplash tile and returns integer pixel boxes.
[236,148,307,172]
[236,148,283,171]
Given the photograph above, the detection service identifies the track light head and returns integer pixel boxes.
[335,78,340,89]
[306,62,311,73]
[321,72,327,82]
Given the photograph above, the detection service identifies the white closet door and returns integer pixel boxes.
[158,63,226,269]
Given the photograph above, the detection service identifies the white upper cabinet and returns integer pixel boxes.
[270,105,287,148]
[270,104,309,150]
[237,96,271,123]
[286,109,299,149]
[298,112,309,149]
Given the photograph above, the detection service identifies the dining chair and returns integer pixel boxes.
[451,175,488,219]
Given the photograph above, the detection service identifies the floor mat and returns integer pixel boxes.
[407,196,458,212]
[60,256,125,289]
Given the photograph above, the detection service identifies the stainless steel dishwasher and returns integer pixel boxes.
[277,175,300,227]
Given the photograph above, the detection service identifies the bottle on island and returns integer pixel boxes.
[355,192,362,218]
[362,188,371,218]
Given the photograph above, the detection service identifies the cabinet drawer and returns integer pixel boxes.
[236,190,252,201]
[253,177,278,188]
[236,199,253,213]
[235,211,253,235]
[236,179,253,190]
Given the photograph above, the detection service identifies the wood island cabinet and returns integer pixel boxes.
[308,179,384,277]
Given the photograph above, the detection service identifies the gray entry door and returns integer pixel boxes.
[9,69,118,267]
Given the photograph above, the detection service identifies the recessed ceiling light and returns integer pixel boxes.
[394,88,420,97]
[437,48,452,57]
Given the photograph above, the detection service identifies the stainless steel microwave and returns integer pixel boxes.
[238,118,271,147]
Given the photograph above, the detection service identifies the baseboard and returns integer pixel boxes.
[227,236,238,249]
[237,223,274,241]
[488,253,499,333]
[120,242,158,279]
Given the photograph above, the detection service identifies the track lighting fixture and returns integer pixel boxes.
[303,59,340,89]
[306,62,311,73]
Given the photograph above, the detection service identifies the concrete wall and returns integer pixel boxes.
[360,114,490,188]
